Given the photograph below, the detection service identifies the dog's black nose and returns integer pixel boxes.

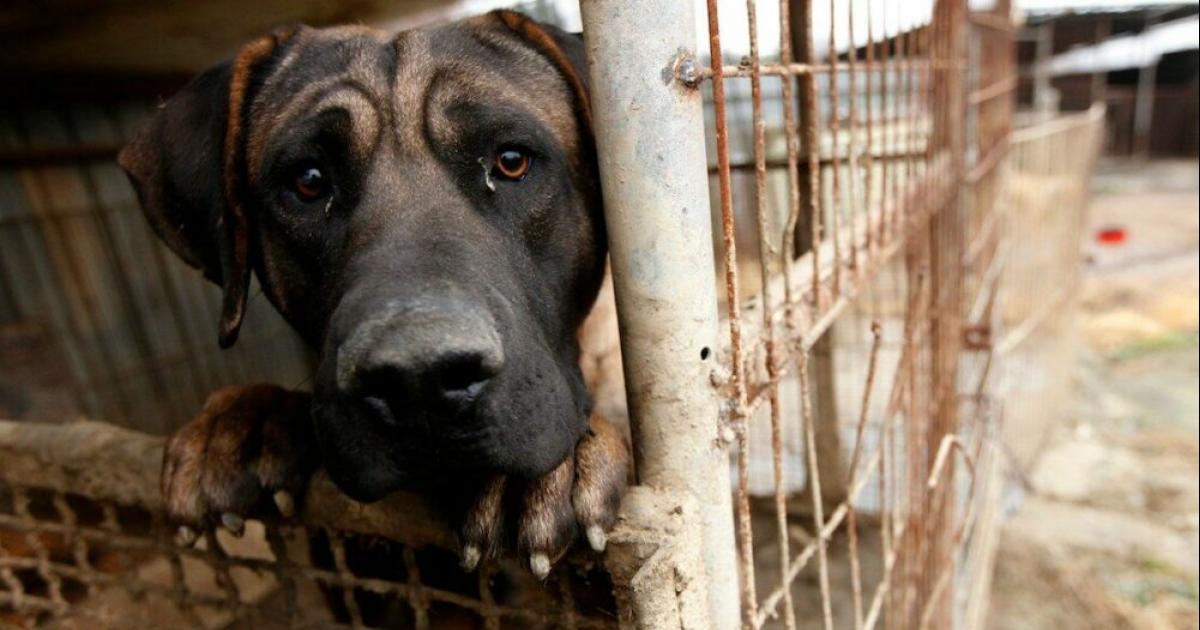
[336,298,504,414]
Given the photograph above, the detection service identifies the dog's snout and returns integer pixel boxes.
[336,298,504,413]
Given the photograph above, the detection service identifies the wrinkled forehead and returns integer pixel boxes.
[245,18,579,174]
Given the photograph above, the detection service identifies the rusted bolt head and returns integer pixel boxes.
[675,53,702,88]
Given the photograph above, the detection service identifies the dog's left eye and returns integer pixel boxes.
[493,148,531,181]
[291,164,331,202]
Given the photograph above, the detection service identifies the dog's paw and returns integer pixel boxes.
[161,384,317,544]
[457,415,630,579]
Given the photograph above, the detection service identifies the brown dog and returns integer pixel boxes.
[118,10,629,578]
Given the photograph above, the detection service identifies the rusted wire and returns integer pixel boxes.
[827,0,844,296]
[846,0,862,275]
[802,0,824,313]
[779,0,806,315]
[0,495,617,629]
[713,58,964,79]
[845,321,883,629]
[744,0,795,627]
[798,352,834,630]
[702,1,757,626]
[864,0,879,261]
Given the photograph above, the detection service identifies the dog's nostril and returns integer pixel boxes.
[433,354,494,400]
[356,364,406,400]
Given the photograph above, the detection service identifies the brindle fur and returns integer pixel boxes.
[120,10,629,577]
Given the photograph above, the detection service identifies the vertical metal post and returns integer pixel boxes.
[1133,12,1162,157]
[1032,21,1054,119]
[579,1,740,627]
[1090,16,1111,106]
[928,1,969,625]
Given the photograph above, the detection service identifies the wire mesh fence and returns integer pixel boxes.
[992,105,1105,475]
[0,1,1115,629]
[690,0,1014,627]
[0,420,618,629]
[997,105,1104,356]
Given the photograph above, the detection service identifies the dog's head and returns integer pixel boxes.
[119,12,605,501]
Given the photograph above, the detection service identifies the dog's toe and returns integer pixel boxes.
[459,475,507,570]
[517,455,575,579]
[571,415,629,552]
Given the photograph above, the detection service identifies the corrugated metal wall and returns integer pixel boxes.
[0,102,312,434]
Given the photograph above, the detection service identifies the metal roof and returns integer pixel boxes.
[1019,0,1198,16]
[1042,13,1199,74]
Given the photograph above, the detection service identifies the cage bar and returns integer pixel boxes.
[579,0,741,626]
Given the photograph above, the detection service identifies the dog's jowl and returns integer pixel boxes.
[119,10,629,577]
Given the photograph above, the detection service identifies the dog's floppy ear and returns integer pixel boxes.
[118,28,294,349]
[492,10,593,139]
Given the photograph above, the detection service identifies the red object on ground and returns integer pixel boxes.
[1096,226,1127,245]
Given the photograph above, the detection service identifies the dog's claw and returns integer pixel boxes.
[530,553,551,580]
[273,490,295,518]
[586,525,607,552]
[175,525,197,547]
[221,512,245,537]
[461,544,481,572]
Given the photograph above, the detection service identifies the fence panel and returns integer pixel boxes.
[593,0,1018,627]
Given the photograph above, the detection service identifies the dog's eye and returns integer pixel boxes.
[493,148,531,181]
[292,164,331,202]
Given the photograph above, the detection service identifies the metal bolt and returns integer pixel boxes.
[675,52,702,89]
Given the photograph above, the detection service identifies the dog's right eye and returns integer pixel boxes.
[493,148,531,181]
[291,164,331,202]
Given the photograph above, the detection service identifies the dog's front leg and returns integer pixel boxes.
[458,414,630,578]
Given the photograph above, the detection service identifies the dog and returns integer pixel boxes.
[117,10,630,580]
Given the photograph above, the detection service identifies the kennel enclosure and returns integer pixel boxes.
[0,0,1104,627]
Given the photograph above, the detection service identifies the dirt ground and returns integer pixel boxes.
[987,159,1200,630]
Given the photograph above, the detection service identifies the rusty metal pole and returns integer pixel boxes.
[579,1,740,627]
